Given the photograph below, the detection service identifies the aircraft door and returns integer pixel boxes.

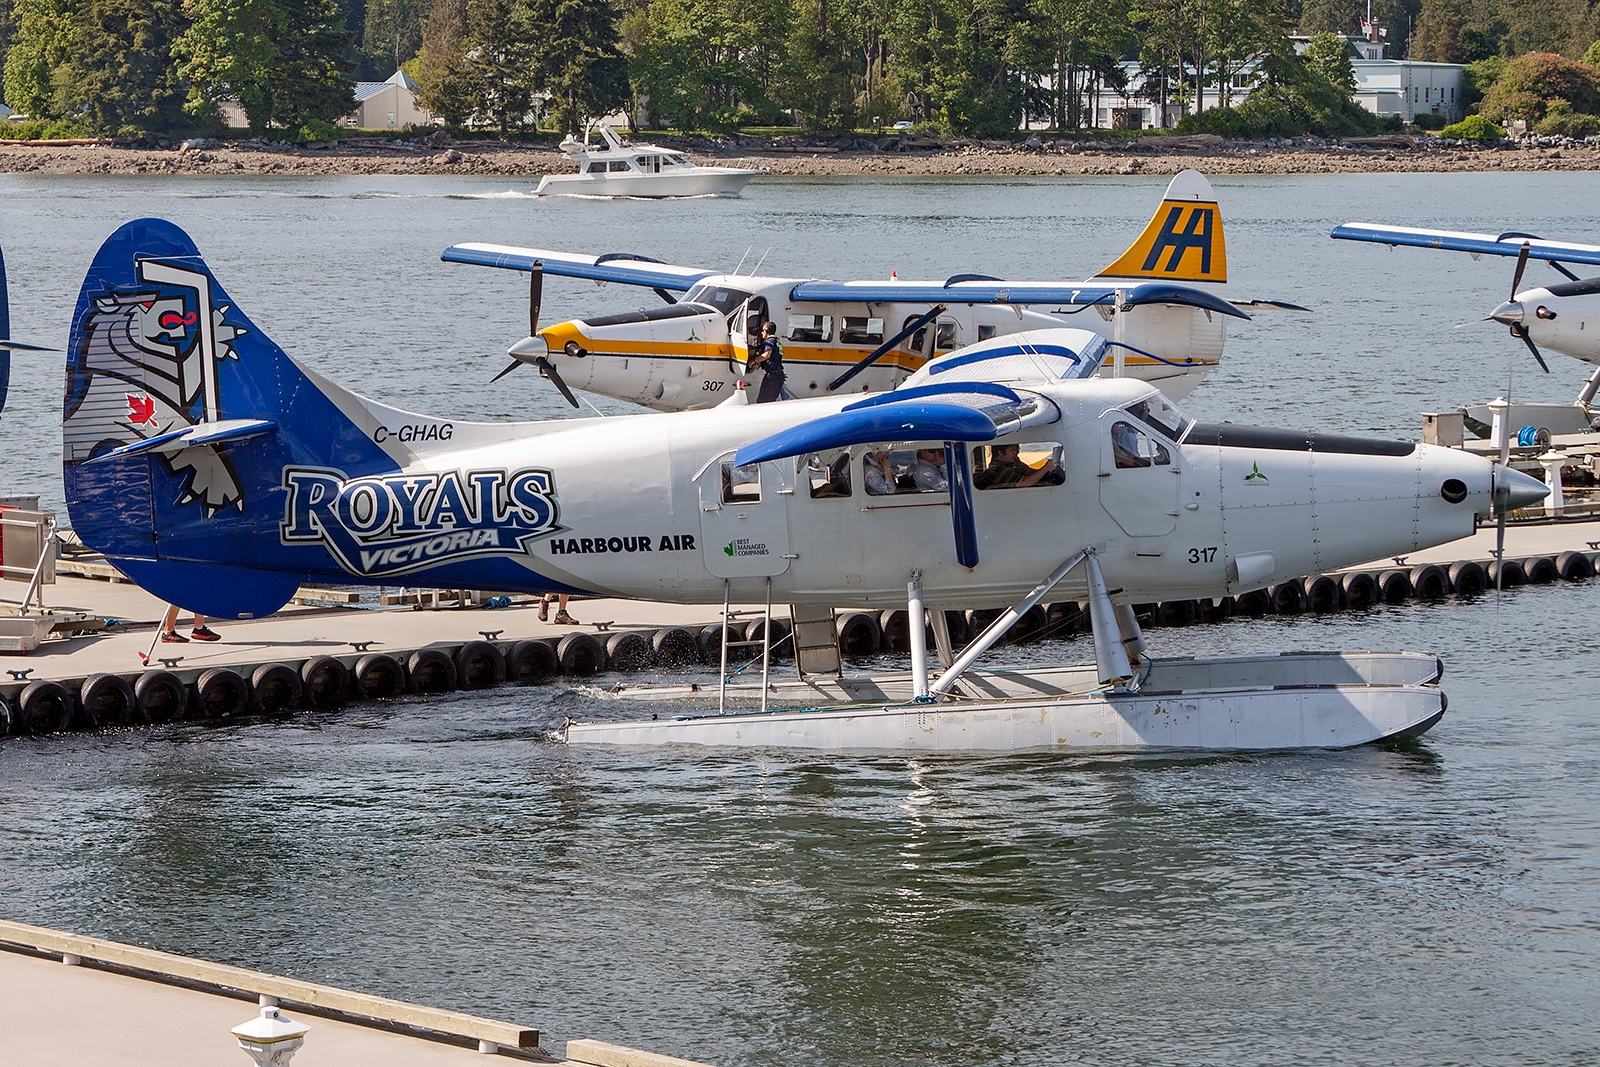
[695,455,793,578]
[1098,412,1181,536]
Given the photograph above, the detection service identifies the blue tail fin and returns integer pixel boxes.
[64,219,570,618]
[63,219,403,618]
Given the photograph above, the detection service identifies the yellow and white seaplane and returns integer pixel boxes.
[443,170,1291,411]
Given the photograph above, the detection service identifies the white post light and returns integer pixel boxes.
[1488,396,1510,464]
[233,1005,310,1067]
[1538,451,1566,515]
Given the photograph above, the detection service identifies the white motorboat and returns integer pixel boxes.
[536,124,765,198]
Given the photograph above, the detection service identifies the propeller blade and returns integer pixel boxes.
[537,356,580,408]
[1510,242,1530,300]
[1493,465,1509,595]
[1512,323,1550,373]
[530,260,544,337]
[491,359,523,383]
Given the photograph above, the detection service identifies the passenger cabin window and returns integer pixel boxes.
[903,314,930,353]
[721,462,761,503]
[934,320,960,351]
[973,442,1065,489]
[609,160,631,172]
[804,453,851,498]
[1111,421,1171,469]
[976,324,997,341]
[864,448,949,496]
[787,314,833,343]
[839,316,884,345]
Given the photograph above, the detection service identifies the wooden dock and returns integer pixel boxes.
[0,919,717,1066]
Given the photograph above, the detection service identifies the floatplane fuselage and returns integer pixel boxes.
[57,218,1546,751]
[444,170,1256,412]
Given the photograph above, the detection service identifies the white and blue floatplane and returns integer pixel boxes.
[57,219,1546,752]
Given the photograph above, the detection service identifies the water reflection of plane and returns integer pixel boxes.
[445,170,1292,412]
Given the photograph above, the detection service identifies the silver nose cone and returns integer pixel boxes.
[1490,300,1524,326]
[1498,466,1550,511]
[507,334,549,362]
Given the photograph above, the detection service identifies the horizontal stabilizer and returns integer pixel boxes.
[1331,223,1600,268]
[789,279,1247,318]
[441,243,717,291]
[1229,299,1311,312]
[85,418,277,465]
[734,400,1001,467]
[0,338,58,352]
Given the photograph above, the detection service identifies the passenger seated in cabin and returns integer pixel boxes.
[974,442,1064,489]
[913,448,948,492]
[864,451,898,496]
[1112,421,1151,469]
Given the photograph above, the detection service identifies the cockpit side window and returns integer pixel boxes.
[1126,394,1193,442]
[1111,421,1171,469]
[685,286,755,314]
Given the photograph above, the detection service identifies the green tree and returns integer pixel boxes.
[465,0,534,132]
[1479,49,1599,123]
[527,0,628,132]
[625,0,769,131]
[1411,0,1463,62]
[1303,29,1355,94]
[66,0,189,135]
[266,0,355,128]
[417,0,473,122]
[361,0,426,76]
[174,0,280,130]
[1586,38,1600,69]
[3,0,80,118]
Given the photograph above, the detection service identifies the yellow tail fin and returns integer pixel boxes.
[1095,170,1226,285]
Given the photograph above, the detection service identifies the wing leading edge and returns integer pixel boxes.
[789,279,1249,318]
[441,243,719,291]
[1331,223,1600,268]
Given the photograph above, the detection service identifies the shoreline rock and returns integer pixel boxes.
[0,134,1595,178]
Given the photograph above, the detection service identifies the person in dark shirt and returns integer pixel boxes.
[975,442,1063,489]
[748,321,786,403]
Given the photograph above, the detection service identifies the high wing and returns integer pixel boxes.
[788,279,1249,318]
[1331,223,1600,269]
[440,243,718,291]
[734,379,1065,569]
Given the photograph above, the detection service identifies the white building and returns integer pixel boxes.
[1026,35,1463,130]
[344,70,434,130]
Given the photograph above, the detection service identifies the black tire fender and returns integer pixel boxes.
[605,631,651,671]
[1410,563,1451,599]
[406,648,457,693]
[1448,560,1488,597]
[836,611,882,656]
[454,640,507,689]
[17,679,73,734]
[1556,550,1594,581]
[300,655,349,708]
[80,672,137,727]
[505,640,557,685]
[1340,571,1376,609]
[1302,574,1343,612]
[353,653,405,699]
[1377,569,1413,603]
[556,631,605,676]
[650,627,697,667]
[134,670,188,724]
[250,663,302,713]
[194,668,249,718]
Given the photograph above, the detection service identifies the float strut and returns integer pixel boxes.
[760,577,772,715]
[1086,553,1133,687]
[928,606,955,669]
[1113,601,1146,662]
[908,570,928,699]
[719,579,731,715]
[928,550,1087,697]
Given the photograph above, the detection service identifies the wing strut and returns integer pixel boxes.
[827,304,946,392]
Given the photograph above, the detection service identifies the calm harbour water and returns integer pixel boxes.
[1,173,1597,1064]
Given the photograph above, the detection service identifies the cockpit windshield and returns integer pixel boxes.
[683,285,753,314]
[1127,393,1193,442]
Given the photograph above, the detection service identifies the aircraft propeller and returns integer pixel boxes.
[491,261,581,407]
[1488,243,1551,374]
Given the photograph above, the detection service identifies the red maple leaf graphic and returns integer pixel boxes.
[126,394,158,427]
